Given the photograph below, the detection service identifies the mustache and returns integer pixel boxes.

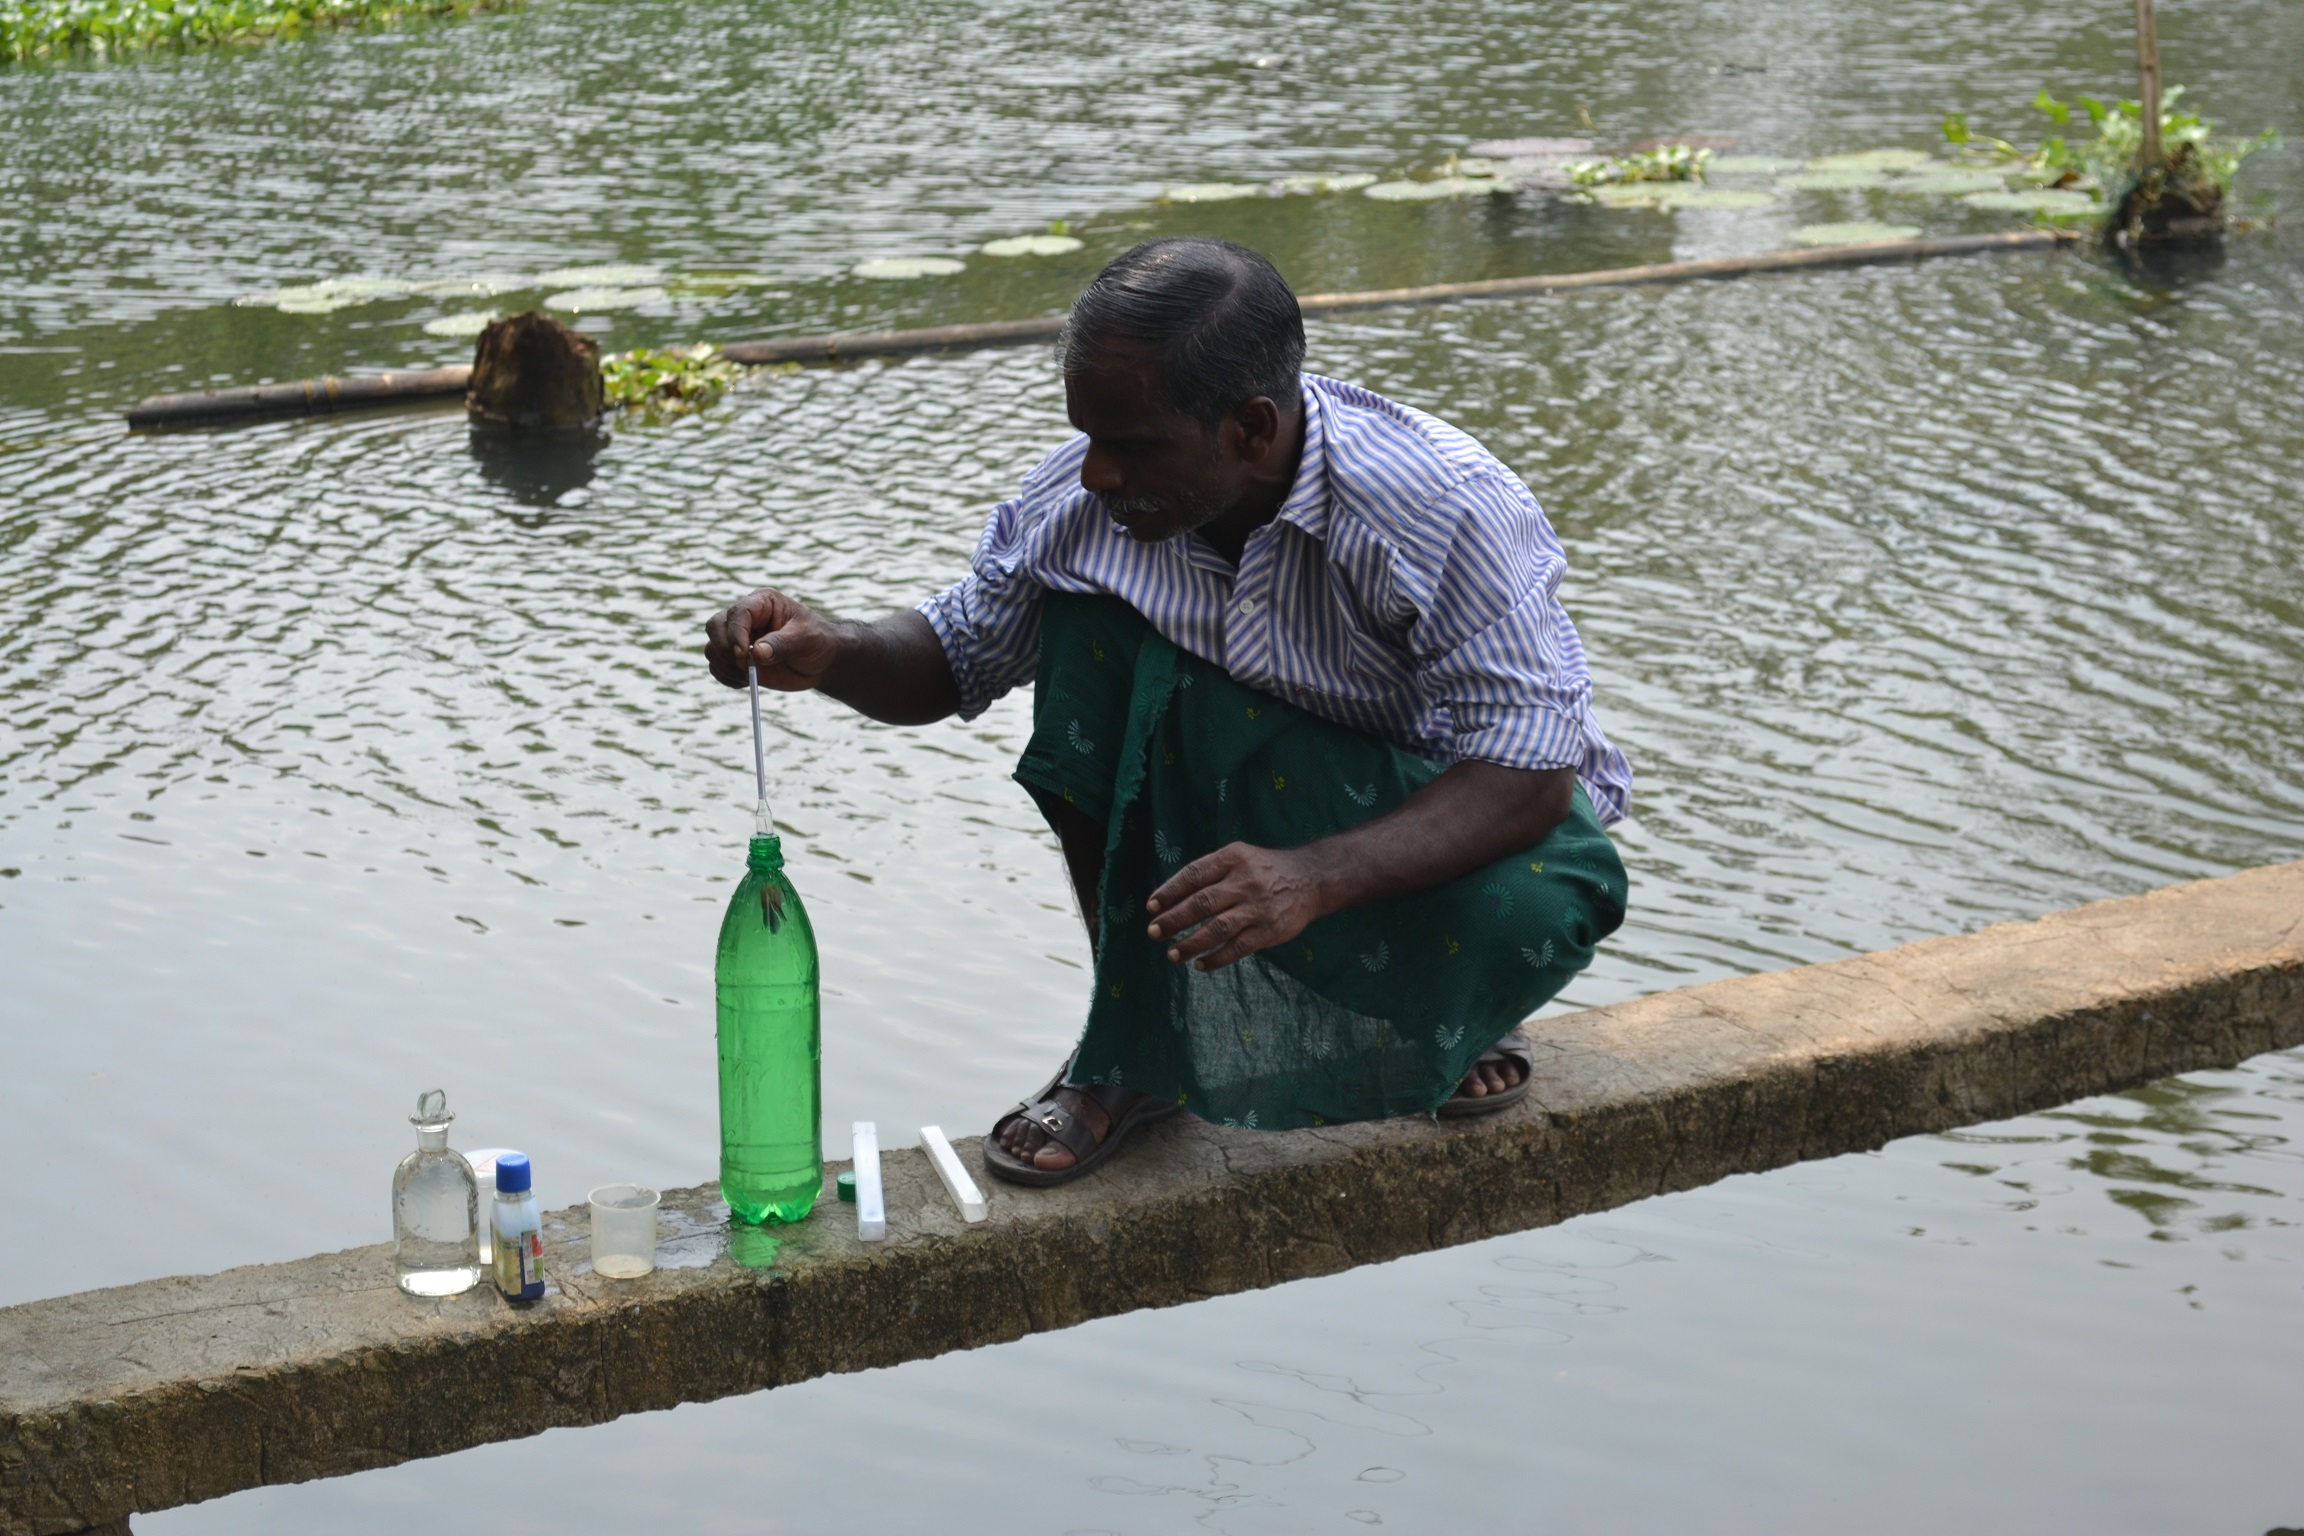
[1095,492,1167,523]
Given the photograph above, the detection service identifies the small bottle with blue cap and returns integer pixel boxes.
[490,1152,546,1303]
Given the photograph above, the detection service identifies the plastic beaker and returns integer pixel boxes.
[588,1184,660,1279]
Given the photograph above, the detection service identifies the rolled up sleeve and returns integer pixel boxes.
[1411,476,1632,819]
[915,493,1047,719]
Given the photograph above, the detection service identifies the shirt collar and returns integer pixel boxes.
[1271,376,1330,540]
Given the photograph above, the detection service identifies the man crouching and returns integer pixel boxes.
[703,236,1631,1185]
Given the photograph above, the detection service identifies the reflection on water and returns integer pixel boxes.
[465,422,607,511]
[1,0,2301,1525]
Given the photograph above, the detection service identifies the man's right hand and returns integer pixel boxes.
[704,588,847,692]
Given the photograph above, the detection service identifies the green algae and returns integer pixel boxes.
[2,0,521,61]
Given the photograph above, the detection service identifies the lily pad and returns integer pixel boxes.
[851,257,967,279]
[534,263,665,288]
[1655,187,1776,210]
[1365,176,1511,201]
[1804,149,1934,172]
[672,272,790,295]
[1961,189,2099,217]
[544,286,670,311]
[1791,221,1923,246]
[1778,169,1892,192]
[1707,155,1799,176]
[422,310,500,338]
[241,277,411,313]
[1163,182,1266,202]
[1453,157,1497,177]
[980,234,1086,257]
[1583,182,1673,207]
[1465,136,1594,158]
[410,274,531,297]
[1889,169,2008,196]
[1272,172,1377,194]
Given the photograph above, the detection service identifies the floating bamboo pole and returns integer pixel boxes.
[123,229,2080,431]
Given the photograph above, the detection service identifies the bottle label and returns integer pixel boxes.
[495,1227,545,1300]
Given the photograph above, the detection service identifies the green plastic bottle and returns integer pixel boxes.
[715,831,822,1225]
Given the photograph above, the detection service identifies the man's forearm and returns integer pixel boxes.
[1298,760,1576,916]
[813,609,964,726]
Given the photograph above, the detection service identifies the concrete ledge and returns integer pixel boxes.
[4,862,2299,1534]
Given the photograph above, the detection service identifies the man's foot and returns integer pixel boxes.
[1439,1027,1536,1117]
[996,1084,1121,1171]
[986,1075,1181,1187]
[1449,1050,1528,1104]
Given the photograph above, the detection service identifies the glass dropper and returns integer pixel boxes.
[748,662,774,836]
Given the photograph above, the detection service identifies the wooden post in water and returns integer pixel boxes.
[2133,0,2164,168]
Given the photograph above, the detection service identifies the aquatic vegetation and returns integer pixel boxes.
[237,276,411,313]
[1804,149,1933,173]
[1706,155,1798,176]
[1588,183,1773,210]
[1945,87,2277,242]
[2,0,520,60]
[1654,187,1774,210]
[412,274,529,297]
[1959,188,2098,217]
[1363,177,1510,201]
[1778,168,1891,192]
[600,344,746,417]
[1163,183,1267,203]
[851,256,966,278]
[1945,87,2273,197]
[1887,168,2008,196]
[1563,144,1711,186]
[980,234,1084,256]
[1271,172,1377,194]
[544,285,666,312]
[1792,221,1922,246]
[534,263,663,289]
[671,272,787,297]
[422,310,497,337]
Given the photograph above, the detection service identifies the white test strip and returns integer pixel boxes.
[918,1125,987,1223]
[851,1120,887,1241]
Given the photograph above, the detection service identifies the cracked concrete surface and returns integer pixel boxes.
[4,860,2300,1534]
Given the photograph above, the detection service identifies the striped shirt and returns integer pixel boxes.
[918,373,1633,824]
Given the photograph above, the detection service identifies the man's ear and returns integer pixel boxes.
[1230,396,1282,465]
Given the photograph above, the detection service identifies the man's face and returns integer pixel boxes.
[1065,351,1251,544]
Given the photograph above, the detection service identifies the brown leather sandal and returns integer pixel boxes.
[1438,1026,1535,1117]
[982,1068,1180,1187]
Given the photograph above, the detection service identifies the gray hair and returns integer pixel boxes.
[1057,238,1306,429]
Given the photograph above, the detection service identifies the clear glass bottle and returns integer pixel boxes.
[392,1088,481,1297]
[716,831,822,1225]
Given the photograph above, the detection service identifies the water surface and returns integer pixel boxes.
[1,0,2299,1526]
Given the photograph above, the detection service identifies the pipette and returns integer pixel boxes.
[747,662,773,835]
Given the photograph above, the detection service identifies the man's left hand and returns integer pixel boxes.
[1146,844,1330,971]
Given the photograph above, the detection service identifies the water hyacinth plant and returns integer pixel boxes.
[600,344,747,418]
[3,0,519,61]
[1945,88,2276,203]
[1564,144,1712,186]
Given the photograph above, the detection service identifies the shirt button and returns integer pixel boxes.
[1236,598,1259,615]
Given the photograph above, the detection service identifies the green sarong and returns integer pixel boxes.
[1014,593,1628,1130]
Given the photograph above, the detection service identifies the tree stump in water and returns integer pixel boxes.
[466,312,604,430]
[2110,143,2227,248]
